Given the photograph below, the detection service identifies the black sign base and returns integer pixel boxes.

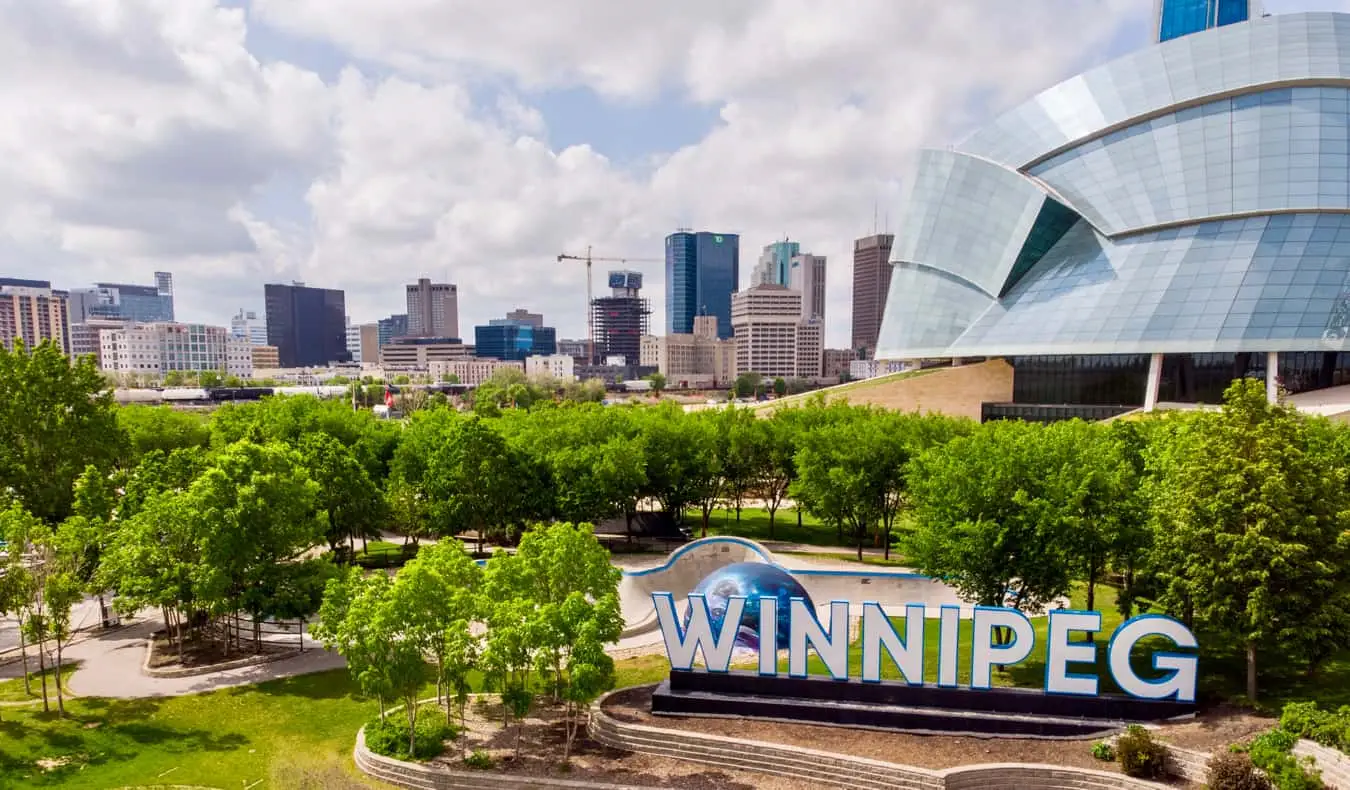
[650,670,1196,739]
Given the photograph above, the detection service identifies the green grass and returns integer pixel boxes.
[0,655,670,788]
[758,367,940,410]
[685,506,858,548]
[0,664,79,703]
[780,551,911,567]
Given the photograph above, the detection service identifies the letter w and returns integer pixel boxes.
[652,592,745,672]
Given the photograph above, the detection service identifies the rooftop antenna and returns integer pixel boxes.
[873,200,879,235]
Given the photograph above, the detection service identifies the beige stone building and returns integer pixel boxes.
[730,284,822,380]
[251,345,280,369]
[379,338,472,370]
[429,358,523,385]
[639,315,736,389]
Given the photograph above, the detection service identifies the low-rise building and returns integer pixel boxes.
[640,315,736,389]
[822,348,857,380]
[379,337,472,370]
[850,358,912,380]
[251,345,280,370]
[526,354,576,381]
[226,339,253,378]
[429,358,524,386]
[99,322,232,378]
[69,319,127,365]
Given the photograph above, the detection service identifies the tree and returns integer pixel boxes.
[0,504,39,701]
[646,372,666,396]
[300,433,384,554]
[549,436,647,538]
[422,416,530,552]
[31,522,85,715]
[718,407,761,522]
[117,406,211,459]
[772,377,787,397]
[905,420,1077,622]
[733,372,760,399]
[0,340,126,522]
[1145,380,1350,701]
[388,541,482,716]
[754,413,801,538]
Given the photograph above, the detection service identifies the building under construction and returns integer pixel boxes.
[591,270,650,365]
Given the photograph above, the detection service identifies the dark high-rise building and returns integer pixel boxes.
[264,282,350,367]
[665,230,739,340]
[851,233,895,359]
[1154,0,1255,43]
[592,270,650,365]
[377,314,409,348]
[474,317,557,361]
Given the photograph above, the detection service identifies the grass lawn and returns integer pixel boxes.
[779,551,911,567]
[0,654,670,788]
[685,506,857,548]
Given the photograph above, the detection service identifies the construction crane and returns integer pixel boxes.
[557,246,662,363]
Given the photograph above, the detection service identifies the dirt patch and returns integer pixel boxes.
[603,685,1196,785]
[429,696,818,790]
[147,631,292,669]
[1151,705,1274,751]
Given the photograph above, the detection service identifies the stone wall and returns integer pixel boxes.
[1294,739,1350,789]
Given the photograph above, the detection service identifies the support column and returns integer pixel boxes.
[1144,353,1163,412]
[1266,352,1279,403]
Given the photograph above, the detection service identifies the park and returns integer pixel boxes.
[0,338,1348,789]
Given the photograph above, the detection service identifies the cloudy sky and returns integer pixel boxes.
[0,0,1342,346]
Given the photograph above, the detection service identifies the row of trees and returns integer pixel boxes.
[312,523,621,761]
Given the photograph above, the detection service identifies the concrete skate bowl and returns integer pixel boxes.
[617,537,971,641]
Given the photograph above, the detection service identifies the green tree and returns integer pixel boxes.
[0,340,126,522]
[0,504,39,700]
[301,433,384,554]
[117,405,211,459]
[422,416,527,552]
[772,377,787,397]
[1146,380,1350,701]
[733,372,760,399]
[388,541,482,717]
[199,370,223,388]
[646,372,666,395]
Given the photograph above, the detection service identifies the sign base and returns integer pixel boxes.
[651,670,1195,739]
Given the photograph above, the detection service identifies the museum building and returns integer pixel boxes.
[876,12,1350,421]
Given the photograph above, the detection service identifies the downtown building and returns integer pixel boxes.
[230,309,268,346]
[877,9,1350,421]
[640,315,737,389]
[1155,0,1257,43]
[852,233,895,359]
[264,283,350,368]
[474,313,557,362]
[68,272,174,324]
[666,230,739,340]
[750,240,800,287]
[591,271,649,365]
[406,278,459,339]
[731,284,822,380]
[99,322,253,379]
[0,278,70,353]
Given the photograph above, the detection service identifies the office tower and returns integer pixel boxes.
[406,278,459,339]
[230,309,268,346]
[590,271,650,365]
[788,253,827,322]
[731,284,822,380]
[474,314,558,361]
[1154,0,1256,43]
[377,314,409,347]
[263,282,350,367]
[752,240,800,287]
[345,317,363,363]
[640,314,736,388]
[0,278,70,353]
[851,233,895,359]
[68,272,175,324]
[358,323,379,363]
[665,230,739,340]
[505,309,543,328]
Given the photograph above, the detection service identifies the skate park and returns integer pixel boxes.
[614,535,971,647]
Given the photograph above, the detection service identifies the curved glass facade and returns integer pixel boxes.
[876,12,1350,367]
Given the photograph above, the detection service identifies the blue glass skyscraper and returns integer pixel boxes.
[665,231,739,339]
[1155,0,1256,43]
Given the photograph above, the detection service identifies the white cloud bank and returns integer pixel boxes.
[0,0,1145,344]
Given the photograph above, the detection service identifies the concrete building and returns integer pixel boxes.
[264,282,350,367]
[505,309,544,328]
[822,348,857,380]
[640,315,737,389]
[406,278,459,339]
[429,358,523,386]
[226,339,253,378]
[666,230,739,339]
[99,322,232,377]
[788,253,827,321]
[229,309,268,346]
[525,354,576,381]
[357,323,379,364]
[345,318,363,363]
[69,319,126,365]
[251,345,280,370]
[851,233,894,359]
[68,272,174,324]
[0,278,70,353]
[730,284,823,380]
[557,338,589,361]
[379,337,472,370]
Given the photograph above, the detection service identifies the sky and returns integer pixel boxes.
[1,0,1346,347]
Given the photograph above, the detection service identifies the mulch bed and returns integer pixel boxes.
[603,685,1203,785]
[429,696,819,790]
[1149,705,1274,751]
[146,631,293,669]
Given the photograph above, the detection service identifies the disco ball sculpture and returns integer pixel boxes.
[683,562,814,651]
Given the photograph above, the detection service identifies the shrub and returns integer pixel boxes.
[1091,741,1116,762]
[1206,751,1272,790]
[1116,725,1169,779]
[1241,730,1324,790]
[364,708,457,761]
[1279,701,1350,753]
[464,750,494,769]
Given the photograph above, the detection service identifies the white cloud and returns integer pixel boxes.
[0,0,1148,346]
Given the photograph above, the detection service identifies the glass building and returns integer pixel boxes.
[69,272,175,323]
[876,12,1350,418]
[1154,0,1257,43]
[474,319,557,361]
[263,283,350,367]
[666,231,740,340]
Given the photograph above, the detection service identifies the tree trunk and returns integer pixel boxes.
[54,636,65,716]
[36,635,50,713]
[1246,642,1258,702]
[797,508,802,528]
[856,521,865,562]
[767,503,776,539]
[1123,563,1136,619]
[563,702,574,762]
[700,507,710,539]
[1086,558,1098,612]
[407,701,418,758]
[883,520,892,561]
[18,625,30,696]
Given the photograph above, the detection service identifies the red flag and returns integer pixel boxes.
[384,387,395,408]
